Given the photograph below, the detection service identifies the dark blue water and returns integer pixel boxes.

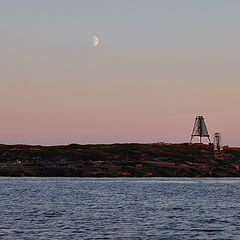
[0,178,240,240]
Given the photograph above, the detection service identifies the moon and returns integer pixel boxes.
[92,36,100,47]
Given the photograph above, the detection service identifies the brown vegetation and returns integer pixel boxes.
[0,143,240,177]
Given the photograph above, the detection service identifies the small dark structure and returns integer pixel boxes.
[213,133,223,155]
[190,116,211,143]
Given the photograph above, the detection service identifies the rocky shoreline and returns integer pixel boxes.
[0,143,240,177]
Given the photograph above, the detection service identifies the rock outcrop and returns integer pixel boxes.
[0,143,240,177]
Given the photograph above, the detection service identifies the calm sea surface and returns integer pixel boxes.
[0,177,240,240]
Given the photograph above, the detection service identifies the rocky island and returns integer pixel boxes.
[0,143,240,177]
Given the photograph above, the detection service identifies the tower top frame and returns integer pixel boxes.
[190,116,211,143]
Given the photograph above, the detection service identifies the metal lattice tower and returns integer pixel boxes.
[213,133,223,154]
[190,116,211,143]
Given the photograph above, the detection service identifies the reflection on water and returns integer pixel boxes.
[0,177,240,240]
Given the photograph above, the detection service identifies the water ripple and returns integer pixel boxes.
[0,177,240,239]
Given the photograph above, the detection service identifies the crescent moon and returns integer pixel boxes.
[93,36,100,47]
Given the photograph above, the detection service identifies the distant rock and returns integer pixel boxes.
[0,143,239,177]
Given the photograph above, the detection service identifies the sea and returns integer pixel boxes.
[0,177,240,240]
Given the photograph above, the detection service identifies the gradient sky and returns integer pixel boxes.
[1,0,240,146]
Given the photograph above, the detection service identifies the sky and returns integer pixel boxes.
[1,0,240,146]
